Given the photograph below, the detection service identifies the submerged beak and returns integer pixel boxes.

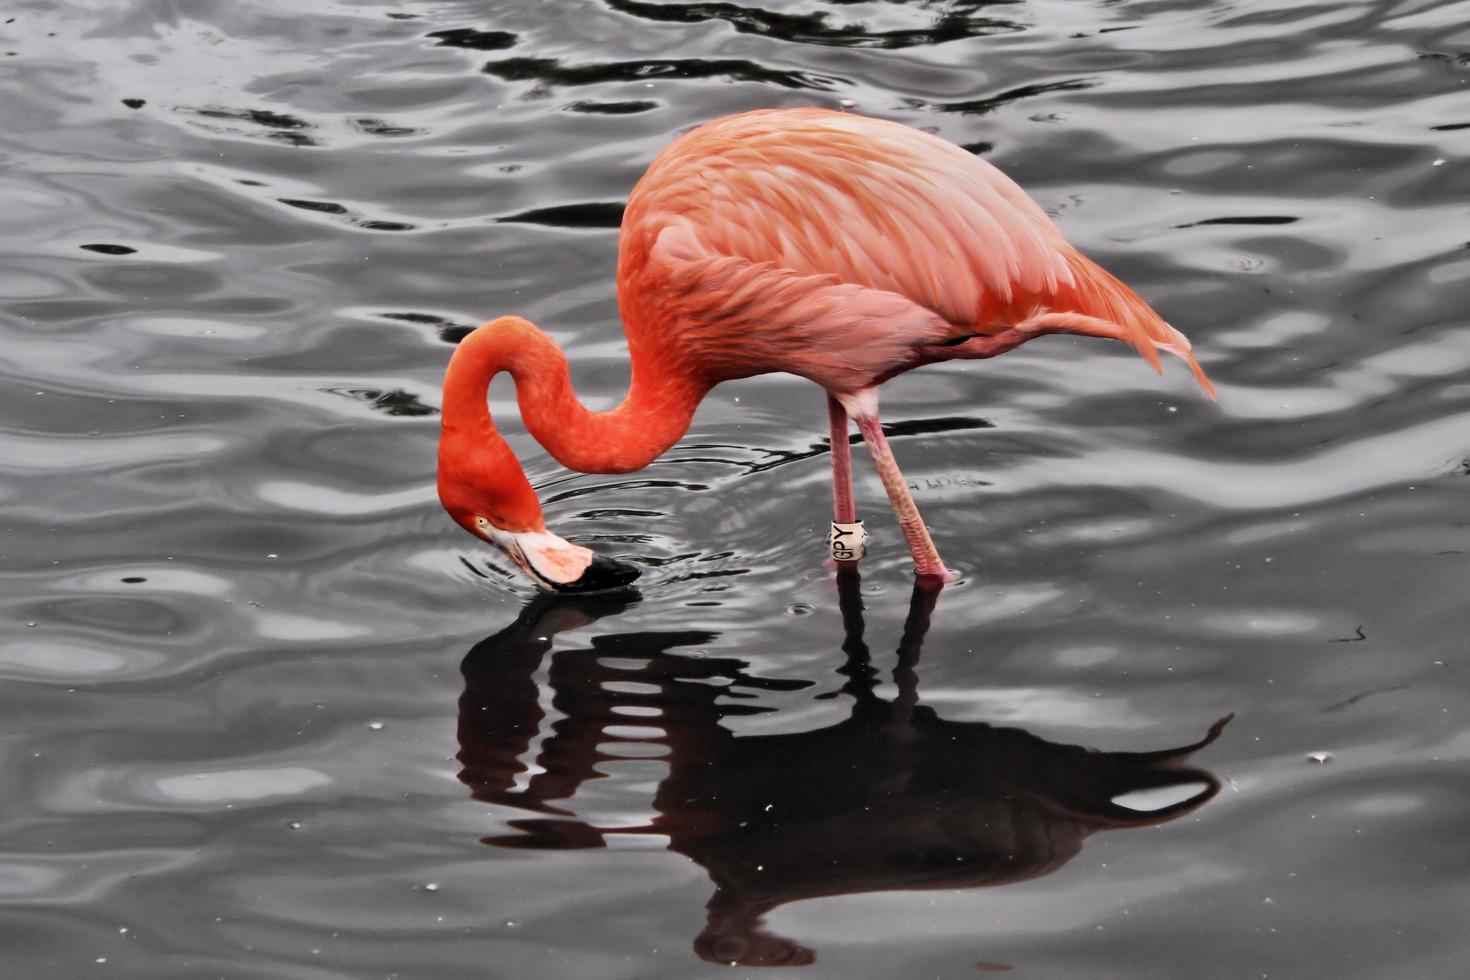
[482,527,640,593]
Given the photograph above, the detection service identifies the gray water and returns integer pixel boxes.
[3,0,1468,976]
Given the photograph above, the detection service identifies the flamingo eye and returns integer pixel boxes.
[475,516,489,529]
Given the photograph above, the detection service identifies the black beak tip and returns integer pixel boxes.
[551,554,641,594]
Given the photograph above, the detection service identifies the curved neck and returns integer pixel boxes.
[439,316,707,532]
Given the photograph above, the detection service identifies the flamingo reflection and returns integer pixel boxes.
[458,572,1229,966]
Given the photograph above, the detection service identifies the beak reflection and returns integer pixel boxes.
[457,570,1230,967]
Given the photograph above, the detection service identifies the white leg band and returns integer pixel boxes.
[829,521,866,562]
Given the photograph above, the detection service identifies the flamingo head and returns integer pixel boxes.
[439,477,640,593]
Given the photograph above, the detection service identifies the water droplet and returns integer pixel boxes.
[840,98,856,108]
[424,882,439,892]
[504,919,518,928]
[266,553,278,560]
[367,721,384,731]
[287,821,303,830]
[1307,751,1333,764]
[1432,158,1445,166]
[785,602,813,615]
[118,927,128,935]
[25,622,36,628]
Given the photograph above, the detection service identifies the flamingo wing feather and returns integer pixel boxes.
[619,109,1211,396]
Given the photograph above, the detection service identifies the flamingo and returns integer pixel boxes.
[438,108,1214,592]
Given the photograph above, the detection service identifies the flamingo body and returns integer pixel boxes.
[439,109,1213,591]
[621,109,1208,393]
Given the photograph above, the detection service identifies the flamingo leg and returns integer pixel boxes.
[842,392,953,583]
[827,394,856,524]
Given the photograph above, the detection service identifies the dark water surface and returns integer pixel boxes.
[3,0,1468,976]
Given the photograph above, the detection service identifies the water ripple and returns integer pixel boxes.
[2,0,1468,975]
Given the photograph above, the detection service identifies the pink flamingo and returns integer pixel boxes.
[438,108,1214,592]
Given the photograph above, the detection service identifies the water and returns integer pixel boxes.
[2,0,1467,975]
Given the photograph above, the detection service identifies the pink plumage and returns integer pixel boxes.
[620,108,1213,394]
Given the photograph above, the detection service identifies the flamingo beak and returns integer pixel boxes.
[545,551,643,593]
[481,526,640,593]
